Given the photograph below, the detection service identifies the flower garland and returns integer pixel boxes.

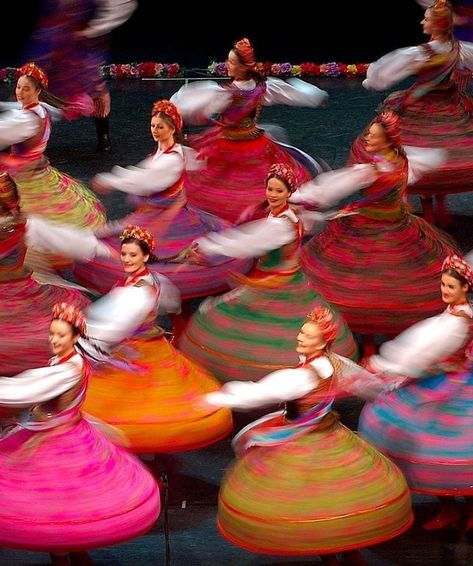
[207,60,369,78]
[0,60,369,83]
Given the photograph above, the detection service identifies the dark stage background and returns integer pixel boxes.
[6,1,425,68]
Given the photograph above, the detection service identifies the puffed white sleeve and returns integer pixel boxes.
[362,46,428,91]
[0,362,82,407]
[205,367,319,410]
[94,152,184,196]
[369,312,470,377]
[404,146,447,185]
[460,41,473,70]
[289,164,377,207]
[196,216,295,259]
[170,81,232,123]
[25,217,112,260]
[82,284,157,349]
[264,78,329,107]
[0,109,40,149]
[80,0,137,38]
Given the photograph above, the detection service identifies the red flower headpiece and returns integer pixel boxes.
[266,162,297,193]
[305,307,337,344]
[151,99,183,132]
[52,303,87,336]
[429,0,453,35]
[375,110,402,149]
[234,38,256,69]
[19,62,48,90]
[120,225,155,252]
[442,254,473,288]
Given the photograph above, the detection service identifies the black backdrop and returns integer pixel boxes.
[5,1,425,68]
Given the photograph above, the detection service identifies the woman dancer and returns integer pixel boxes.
[73,99,251,297]
[359,253,473,534]
[352,0,473,224]
[178,163,357,382]
[0,302,160,565]
[83,225,233,452]
[170,37,328,223]
[203,308,413,565]
[300,111,458,350]
[0,63,105,229]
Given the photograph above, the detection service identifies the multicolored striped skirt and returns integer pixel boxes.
[83,337,233,452]
[359,365,473,495]
[218,413,413,554]
[0,418,159,552]
[178,269,358,382]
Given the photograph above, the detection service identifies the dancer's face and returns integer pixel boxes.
[120,242,149,275]
[364,123,391,154]
[266,177,291,212]
[421,9,435,36]
[226,50,247,80]
[296,322,326,356]
[49,319,78,359]
[15,75,41,108]
[150,114,175,146]
[440,273,469,305]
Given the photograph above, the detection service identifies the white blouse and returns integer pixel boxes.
[205,354,334,410]
[363,39,473,91]
[170,78,328,125]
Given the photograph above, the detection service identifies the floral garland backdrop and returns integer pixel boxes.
[0,60,370,83]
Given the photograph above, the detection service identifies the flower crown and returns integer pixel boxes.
[120,225,155,251]
[305,307,337,344]
[442,254,473,288]
[266,162,297,193]
[151,99,183,131]
[234,38,256,69]
[52,303,87,336]
[19,62,48,90]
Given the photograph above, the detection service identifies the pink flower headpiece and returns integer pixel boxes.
[234,38,256,69]
[19,62,48,90]
[52,303,87,336]
[266,162,297,193]
[305,307,337,344]
[442,254,473,288]
[151,99,183,132]
[120,225,155,252]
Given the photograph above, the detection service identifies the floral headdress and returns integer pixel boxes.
[429,0,453,35]
[52,303,87,336]
[120,225,155,252]
[266,162,297,193]
[234,38,256,69]
[305,307,337,344]
[151,99,183,132]
[442,254,473,288]
[19,62,48,90]
[375,110,402,150]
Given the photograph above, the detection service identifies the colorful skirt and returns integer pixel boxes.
[0,418,159,552]
[14,160,105,229]
[73,197,251,298]
[218,413,413,555]
[185,132,312,223]
[301,212,458,334]
[83,337,233,452]
[359,365,473,495]
[178,269,358,382]
[0,277,88,376]
[351,88,473,196]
